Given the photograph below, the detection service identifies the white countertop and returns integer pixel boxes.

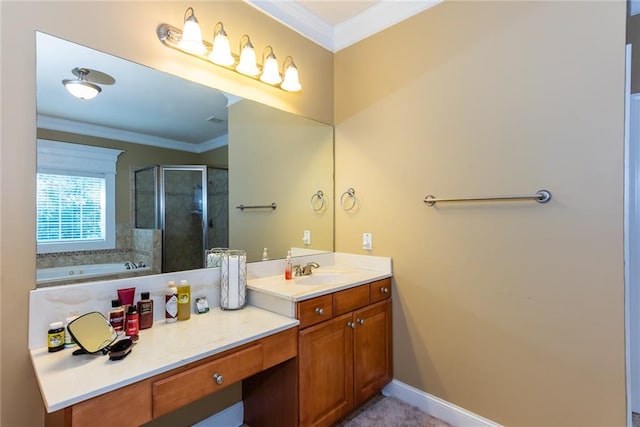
[247,265,392,302]
[31,306,299,413]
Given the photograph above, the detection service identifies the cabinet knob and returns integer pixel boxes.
[347,321,355,329]
[357,318,365,325]
[213,373,224,385]
[380,287,389,294]
[315,307,324,315]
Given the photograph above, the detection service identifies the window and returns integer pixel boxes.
[37,140,123,254]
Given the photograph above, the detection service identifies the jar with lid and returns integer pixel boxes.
[47,322,65,353]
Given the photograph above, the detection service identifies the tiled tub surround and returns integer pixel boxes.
[36,226,162,286]
[28,252,390,415]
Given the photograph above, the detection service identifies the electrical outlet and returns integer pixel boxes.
[303,230,311,245]
[363,233,372,250]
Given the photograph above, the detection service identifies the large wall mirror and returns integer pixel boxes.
[35,32,334,287]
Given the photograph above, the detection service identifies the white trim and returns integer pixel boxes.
[244,0,443,52]
[626,42,638,424]
[334,0,444,51]
[382,380,502,427]
[243,0,335,50]
[38,114,227,153]
[192,401,244,427]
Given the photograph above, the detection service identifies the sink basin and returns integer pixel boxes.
[295,273,349,286]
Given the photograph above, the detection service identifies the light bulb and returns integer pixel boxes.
[236,36,259,76]
[260,47,282,85]
[281,57,301,92]
[209,22,234,66]
[178,7,206,55]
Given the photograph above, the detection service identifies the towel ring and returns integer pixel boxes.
[311,190,325,211]
[340,188,356,211]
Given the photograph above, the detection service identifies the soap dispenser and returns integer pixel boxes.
[285,250,292,280]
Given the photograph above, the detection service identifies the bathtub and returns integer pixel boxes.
[36,263,151,285]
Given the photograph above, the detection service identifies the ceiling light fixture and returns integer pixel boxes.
[62,68,102,100]
[157,7,301,92]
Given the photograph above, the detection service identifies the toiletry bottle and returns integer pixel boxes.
[262,248,269,261]
[47,322,65,353]
[64,316,78,348]
[165,281,178,323]
[177,280,191,321]
[285,250,292,280]
[109,299,125,334]
[125,305,139,337]
[137,292,154,330]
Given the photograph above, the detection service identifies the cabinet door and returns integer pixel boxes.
[353,299,392,407]
[299,313,354,427]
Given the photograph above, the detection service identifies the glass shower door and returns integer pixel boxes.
[161,166,208,273]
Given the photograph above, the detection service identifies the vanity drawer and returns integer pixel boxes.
[333,284,370,316]
[297,294,333,328]
[152,344,263,417]
[370,278,392,303]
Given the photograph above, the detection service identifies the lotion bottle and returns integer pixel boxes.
[125,305,139,337]
[137,292,154,330]
[165,281,178,323]
[284,250,292,280]
[177,280,191,321]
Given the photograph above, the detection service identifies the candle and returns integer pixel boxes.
[228,255,239,308]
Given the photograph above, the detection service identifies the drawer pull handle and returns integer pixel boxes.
[347,321,355,329]
[315,307,324,315]
[380,287,389,294]
[357,318,365,325]
[213,373,224,385]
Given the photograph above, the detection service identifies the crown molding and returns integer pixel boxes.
[37,115,227,154]
[244,0,335,51]
[334,0,443,51]
[244,0,443,52]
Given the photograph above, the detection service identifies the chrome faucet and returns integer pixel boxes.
[124,261,137,270]
[301,262,320,276]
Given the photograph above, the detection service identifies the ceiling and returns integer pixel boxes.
[36,2,441,152]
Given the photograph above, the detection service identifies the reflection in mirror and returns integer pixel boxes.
[35,32,334,287]
[67,312,118,354]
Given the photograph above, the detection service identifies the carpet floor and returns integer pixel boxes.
[336,395,452,427]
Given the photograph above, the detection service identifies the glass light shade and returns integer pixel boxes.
[178,13,206,55]
[63,80,101,100]
[260,55,282,85]
[209,32,235,66]
[281,63,301,92]
[236,44,259,76]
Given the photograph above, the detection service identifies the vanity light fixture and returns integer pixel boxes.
[209,22,234,66]
[236,35,259,77]
[157,7,301,92]
[62,68,101,100]
[280,56,302,92]
[177,7,207,55]
[259,46,282,85]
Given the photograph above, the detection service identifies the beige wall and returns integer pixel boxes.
[0,2,332,426]
[334,1,626,426]
[228,100,334,261]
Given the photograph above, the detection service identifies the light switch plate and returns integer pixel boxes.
[363,233,372,250]
[303,230,311,245]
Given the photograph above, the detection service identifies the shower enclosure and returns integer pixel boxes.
[134,165,228,273]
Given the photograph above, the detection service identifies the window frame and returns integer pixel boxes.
[36,139,123,254]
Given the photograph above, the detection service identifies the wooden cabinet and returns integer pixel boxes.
[297,278,392,427]
[46,327,298,427]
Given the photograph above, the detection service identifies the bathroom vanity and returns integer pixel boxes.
[30,253,392,427]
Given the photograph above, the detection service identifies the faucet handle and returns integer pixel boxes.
[293,265,302,276]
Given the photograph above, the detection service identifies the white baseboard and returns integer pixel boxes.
[382,380,502,427]
[191,401,244,427]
